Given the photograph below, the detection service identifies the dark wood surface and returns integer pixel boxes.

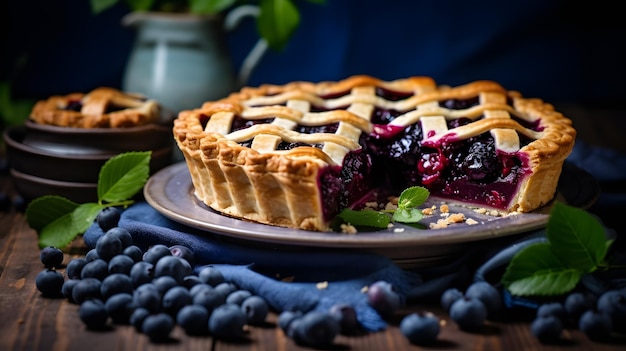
[1,105,626,351]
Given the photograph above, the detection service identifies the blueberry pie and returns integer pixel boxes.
[29,87,161,128]
[173,75,576,231]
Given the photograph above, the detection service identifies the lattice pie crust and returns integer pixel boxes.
[173,75,576,231]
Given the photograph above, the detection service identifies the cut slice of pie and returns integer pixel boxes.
[173,75,576,231]
[30,87,161,128]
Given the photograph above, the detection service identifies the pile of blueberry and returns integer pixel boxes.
[442,281,626,344]
[35,207,447,346]
[530,289,626,343]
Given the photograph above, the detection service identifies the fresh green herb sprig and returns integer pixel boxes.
[25,151,151,249]
[335,186,430,229]
[501,201,615,296]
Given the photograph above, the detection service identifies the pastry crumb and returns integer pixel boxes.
[316,281,329,290]
[465,218,479,225]
[421,207,434,215]
[393,227,405,233]
[340,223,358,234]
[440,204,449,213]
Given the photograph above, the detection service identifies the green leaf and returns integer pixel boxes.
[506,268,582,296]
[190,0,236,14]
[73,203,108,233]
[25,196,80,232]
[38,212,81,249]
[501,242,581,296]
[547,202,609,272]
[397,186,429,209]
[89,0,120,14]
[125,0,154,11]
[336,209,391,229]
[97,151,151,203]
[391,207,423,223]
[258,0,299,51]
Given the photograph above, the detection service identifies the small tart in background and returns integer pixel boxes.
[29,87,161,128]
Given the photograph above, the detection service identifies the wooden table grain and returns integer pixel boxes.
[2,101,626,351]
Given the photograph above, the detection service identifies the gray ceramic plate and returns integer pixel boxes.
[144,162,598,267]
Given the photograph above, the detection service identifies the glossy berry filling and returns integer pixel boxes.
[229,93,534,221]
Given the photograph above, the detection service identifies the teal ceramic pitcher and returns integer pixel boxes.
[121,5,267,114]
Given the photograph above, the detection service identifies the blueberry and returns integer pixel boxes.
[96,207,121,232]
[130,261,154,288]
[104,292,135,324]
[169,245,195,266]
[198,266,225,286]
[133,283,162,313]
[61,279,79,302]
[100,273,133,300]
[35,269,64,297]
[107,254,134,275]
[152,275,179,296]
[79,299,109,330]
[192,285,225,312]
[440,287,463,312]
[85,248,100,262]
[162,286,191,315]
[328,303,360,335]
[214,282,238,299]
[0,191,11,211]
[154,255,192,284]
[105,227,133,249]
[226,289,252,305]
[536,302,566,319]
[142,244,171,265]
[366,280,401,319]
[40,246,64,268]
[449,296,487,332]
[130,307,150,331]
[208,303,248,340]
[123,245,143,263]
[465,281,501,320]
[530,315,563,343]
[176,304,210,335]
[80,258,109,281]
[142,313,175,341]
[189,283,213,298]
[65,258,87,279]
[596,289,626,331]
[181,275,202,289]
[578,309,613,341]
[292,311,339,347]
[72,278,102,304]
[241,295,269,325]
[95,233,123,261]
[278,310,303,335]
[400,311,440,345]
[564,291,596,321]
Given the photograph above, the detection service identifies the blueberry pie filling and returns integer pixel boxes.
[174,75,576,231]
[30,87,160,128]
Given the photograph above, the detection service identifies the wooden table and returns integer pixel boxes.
[1,104,625,350]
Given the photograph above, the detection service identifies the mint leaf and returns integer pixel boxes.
[38,211,81,249]
[336,209,391,229]
[25,196,80,232]
[501,242,580,295]
[190,0,236,14]
[392,207,423,223]
[397,186,429,209]
[98,151,151,203]
[547,202,608,272]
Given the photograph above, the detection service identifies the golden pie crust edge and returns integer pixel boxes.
[29,87,161,128]
[173,75,576,231]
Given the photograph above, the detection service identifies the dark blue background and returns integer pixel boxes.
[2,0,625,107]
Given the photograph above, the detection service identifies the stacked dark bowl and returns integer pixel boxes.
[3,120,176,203]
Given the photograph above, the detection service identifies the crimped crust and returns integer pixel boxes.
[30,87,161,128]
[173,75,576,231]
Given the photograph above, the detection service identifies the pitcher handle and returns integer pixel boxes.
[224,5,268,88]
